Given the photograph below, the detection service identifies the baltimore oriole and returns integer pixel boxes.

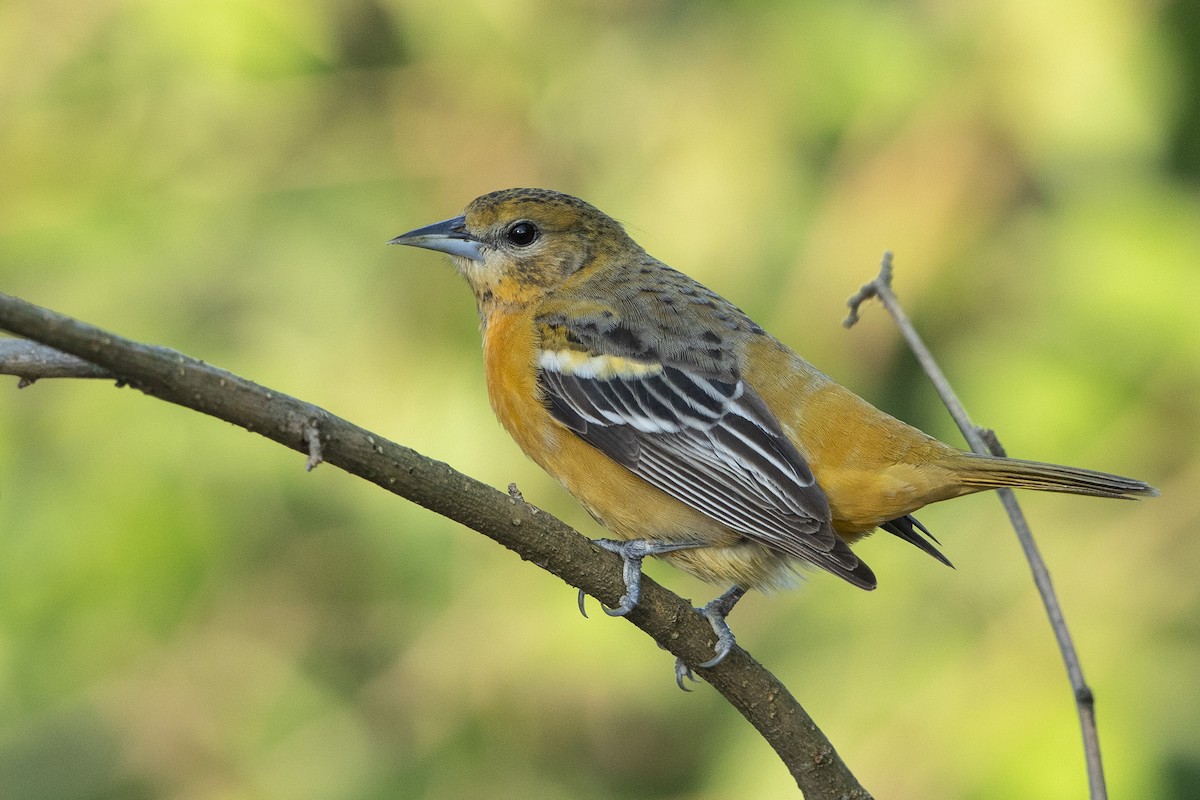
[390,188,1156,673]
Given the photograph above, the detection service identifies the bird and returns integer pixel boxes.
[389,188,1157,679]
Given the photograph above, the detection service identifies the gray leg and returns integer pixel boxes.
[577,538,708,618]
[676,585,748,690]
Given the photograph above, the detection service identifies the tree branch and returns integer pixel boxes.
[0,293,869,800]
[844,252,1108,800]
[0,338,115,384]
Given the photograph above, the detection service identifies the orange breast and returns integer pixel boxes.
[481,307,696,534]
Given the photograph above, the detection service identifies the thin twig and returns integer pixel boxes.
[0,339,115,383]
[844,252,1107,800]
[0,291,869,800]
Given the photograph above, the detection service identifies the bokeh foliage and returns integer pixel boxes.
[1,1,1197,798]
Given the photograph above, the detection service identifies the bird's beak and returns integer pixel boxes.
[388,215,483,262]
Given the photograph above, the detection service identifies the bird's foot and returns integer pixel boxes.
[674,585,748,691]
[577,538,706,618]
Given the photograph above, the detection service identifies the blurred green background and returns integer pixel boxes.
[1,1,1197,798]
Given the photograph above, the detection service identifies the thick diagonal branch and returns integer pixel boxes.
[0,293,869,800]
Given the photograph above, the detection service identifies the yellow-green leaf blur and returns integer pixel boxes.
[1,2,1196,798]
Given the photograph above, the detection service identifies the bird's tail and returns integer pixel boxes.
[951,453,1158,500]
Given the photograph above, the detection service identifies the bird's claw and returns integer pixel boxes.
[697,614,737,669]
[603,595,639,617]
[675,659,698,691]
[671,585,747,690]
[576,546,747,691]
[578,538,704,618]
[594,538,646,616]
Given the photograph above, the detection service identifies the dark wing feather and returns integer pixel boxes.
[879,515,953,567]
[538,362,875,589]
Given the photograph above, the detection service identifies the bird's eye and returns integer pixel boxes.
[505,221,540,247]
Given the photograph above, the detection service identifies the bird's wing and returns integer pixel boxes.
[535,320,875,589]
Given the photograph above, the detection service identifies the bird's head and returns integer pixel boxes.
[390,188,639,309]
